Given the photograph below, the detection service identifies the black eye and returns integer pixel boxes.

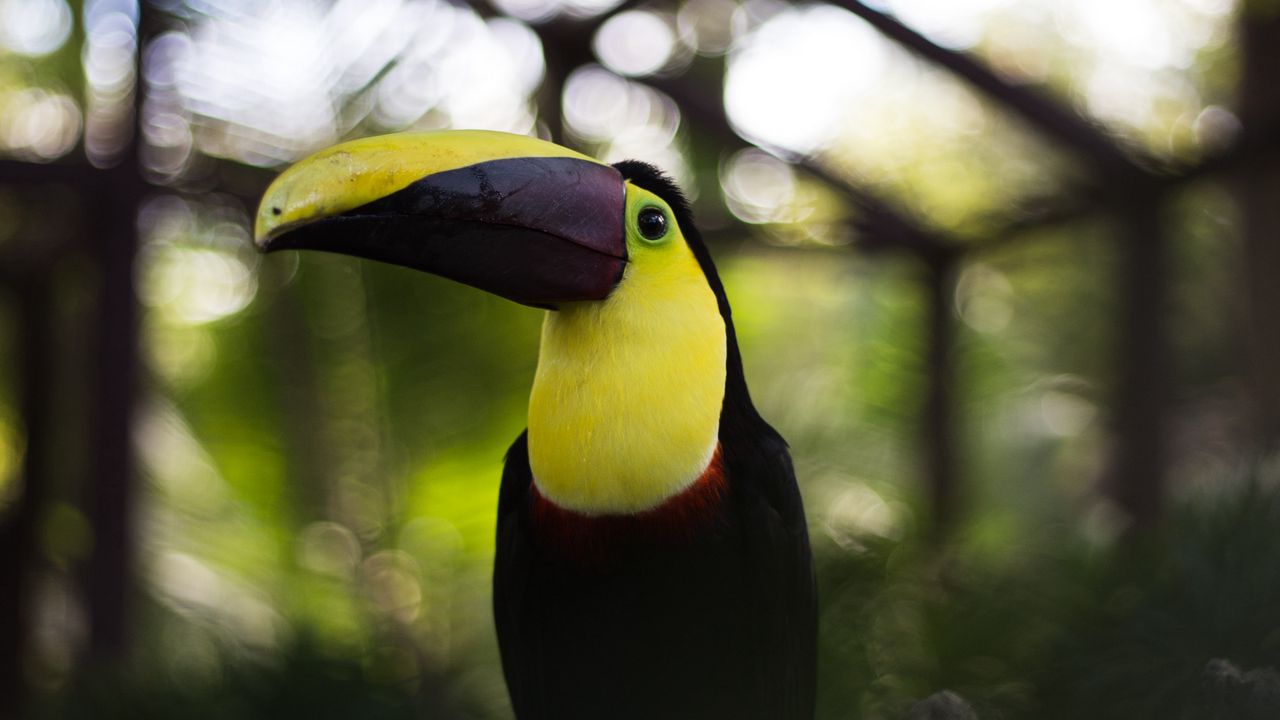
[637,207,668,241]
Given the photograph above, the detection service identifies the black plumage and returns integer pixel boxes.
[493,162,817,719]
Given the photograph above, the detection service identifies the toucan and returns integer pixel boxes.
[254,130,816,719]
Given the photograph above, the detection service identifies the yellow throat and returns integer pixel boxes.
[527,183,727,516]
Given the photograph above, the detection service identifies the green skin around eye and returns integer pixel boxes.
[626,189,674,251]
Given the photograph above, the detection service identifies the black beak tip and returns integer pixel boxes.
[256,218,316,254]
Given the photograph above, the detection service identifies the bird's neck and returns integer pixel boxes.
[527,246,726,517]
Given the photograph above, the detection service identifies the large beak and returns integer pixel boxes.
[254,130,627,308]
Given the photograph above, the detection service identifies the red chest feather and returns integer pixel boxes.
[528,445,727,566]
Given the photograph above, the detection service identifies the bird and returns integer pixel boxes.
[254,130,816,719]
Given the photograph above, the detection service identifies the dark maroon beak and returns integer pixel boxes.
[259,156,627,309]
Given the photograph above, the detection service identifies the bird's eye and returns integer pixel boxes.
[637,207,668,241]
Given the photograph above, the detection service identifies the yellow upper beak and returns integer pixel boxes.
[255,130,603,247]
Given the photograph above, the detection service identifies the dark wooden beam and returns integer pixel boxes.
[1236,5,1280,450]
[973,129,1280,254]
[82,164,143,662]
[1108,187,1169,527]
[0,270,55,717]
[0,160,93,185]
[922,252,960,542]
[81,0,156,667]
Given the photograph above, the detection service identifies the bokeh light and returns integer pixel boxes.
[83,0,139,167]
[137,195,258,327]
[720,147,797,224]
[955,262,1014,334]
[0,89,81,161]
[164,0,545,167]
[562,65,691,187]
[489,0,623,23]
[882,0,1011,49]
[725,5,888,154]
[0,0,73,57]
[594,10,677,77]
[676,0,743,56]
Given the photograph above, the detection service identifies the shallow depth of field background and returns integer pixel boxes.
[1,0,1279,718]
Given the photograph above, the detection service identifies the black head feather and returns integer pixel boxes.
[613,161,694,223]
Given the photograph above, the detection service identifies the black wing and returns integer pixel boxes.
[493,430,537,716]
[723,419,818,720]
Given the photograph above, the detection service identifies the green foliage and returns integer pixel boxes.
[812,467,1280,720]
[30,636,426,720]
[1035,475,1280,719]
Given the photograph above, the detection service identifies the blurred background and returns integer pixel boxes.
[1,0,1279,717]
